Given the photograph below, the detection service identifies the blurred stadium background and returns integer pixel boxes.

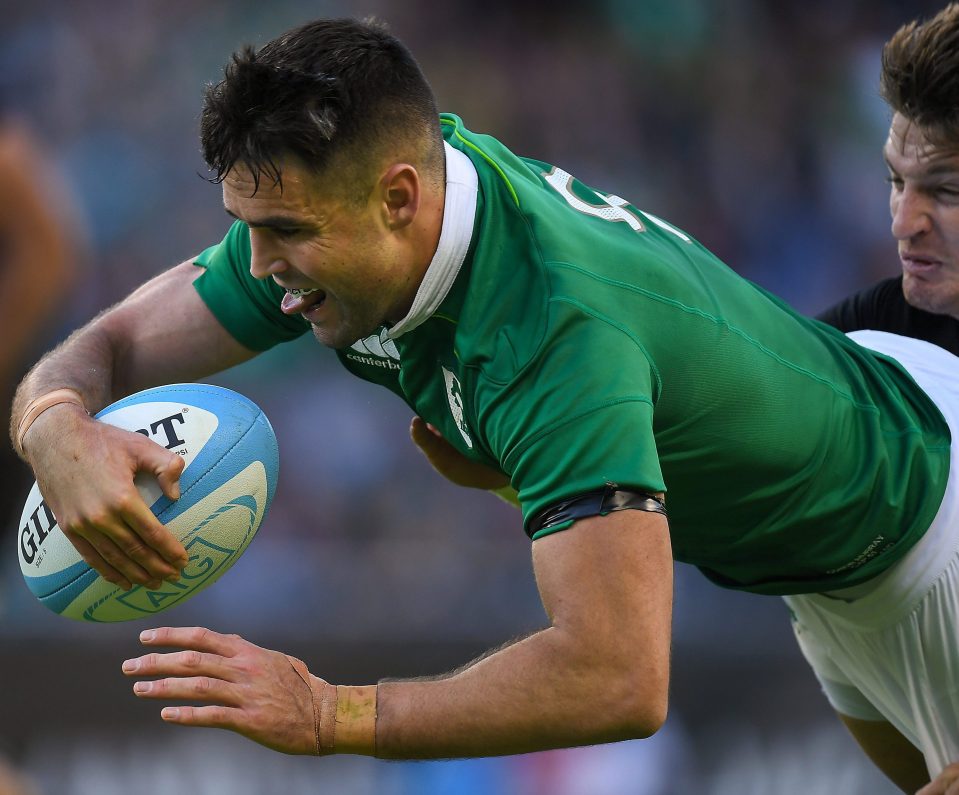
[0,0,945,792]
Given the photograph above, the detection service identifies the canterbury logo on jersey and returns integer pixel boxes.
[346,332,401,370]
[442,367,473,449]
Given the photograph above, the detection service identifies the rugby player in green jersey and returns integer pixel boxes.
[9,15,959,792]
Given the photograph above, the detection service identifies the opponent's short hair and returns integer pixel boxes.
[200,18,443,193]
[881,3,959,149]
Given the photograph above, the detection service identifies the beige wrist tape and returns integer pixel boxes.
[334,684,378,754]
[287,655,377,756]
[15,389,87,456]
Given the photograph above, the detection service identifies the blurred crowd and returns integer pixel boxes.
[0,1,947,792]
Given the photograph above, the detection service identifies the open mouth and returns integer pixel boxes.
[280,287,327,316]
[901,256,942,277]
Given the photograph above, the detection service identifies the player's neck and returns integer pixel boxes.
[410,183,447,289]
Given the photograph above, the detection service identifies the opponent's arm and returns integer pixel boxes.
[919,762,959,795]
[410,416,518,506]
[11,261,257,589]
[124,508,673,757]
[838,714,929,793]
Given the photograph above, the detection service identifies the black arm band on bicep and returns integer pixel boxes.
[526,483,667,539]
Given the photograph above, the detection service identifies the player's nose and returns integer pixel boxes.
[890,188,932,241]
[248,230,289,280]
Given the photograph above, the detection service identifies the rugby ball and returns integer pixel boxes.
[18,383,278,622]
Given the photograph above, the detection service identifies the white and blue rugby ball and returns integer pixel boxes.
[18,383,278,622]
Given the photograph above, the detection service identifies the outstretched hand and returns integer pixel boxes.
[410,416,510,490]
[122,626,319,755]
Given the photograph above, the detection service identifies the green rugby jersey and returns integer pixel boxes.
[193,113,951,596]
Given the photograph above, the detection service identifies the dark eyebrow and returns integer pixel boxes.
[921,162,959,178]
[883,152,959,179]
[223,207,302,229]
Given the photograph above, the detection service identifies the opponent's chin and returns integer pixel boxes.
[903,275,959,316]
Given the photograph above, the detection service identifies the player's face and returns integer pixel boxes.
[222,160,419,349]
[885,113,959,319]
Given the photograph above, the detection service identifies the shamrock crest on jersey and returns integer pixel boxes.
[442,366,473,449]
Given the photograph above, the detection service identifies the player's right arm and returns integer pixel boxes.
[10,260,258,590]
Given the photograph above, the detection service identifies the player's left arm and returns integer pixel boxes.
[122,508,673,757]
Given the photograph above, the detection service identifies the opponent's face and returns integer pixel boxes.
[885,113,959,319]
[222,159,422,349]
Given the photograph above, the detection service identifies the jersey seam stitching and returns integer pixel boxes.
[442,119,520,207]
[547,260,882,413]
[547,295,663,396]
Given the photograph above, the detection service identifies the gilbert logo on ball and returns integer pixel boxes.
[18,383,278,622]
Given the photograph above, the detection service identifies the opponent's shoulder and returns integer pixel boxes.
[816,275,905,331]
[863,275,910,315]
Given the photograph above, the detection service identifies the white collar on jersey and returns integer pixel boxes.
[386,141,478,340]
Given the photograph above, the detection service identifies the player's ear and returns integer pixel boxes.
[378,163,419,230]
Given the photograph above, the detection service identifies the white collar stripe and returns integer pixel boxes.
[387,142,478,339]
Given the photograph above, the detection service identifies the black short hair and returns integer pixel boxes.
[881,3,959,149]
[201,18,443,193]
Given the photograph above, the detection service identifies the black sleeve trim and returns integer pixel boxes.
[527,483,667,539]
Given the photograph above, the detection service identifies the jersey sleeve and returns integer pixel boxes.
[192,220,310,351]
[478,311,666,540]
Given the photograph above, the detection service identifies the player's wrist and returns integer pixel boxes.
[15,388,88,458]
[286,656,377,756]
[334,684,378,754]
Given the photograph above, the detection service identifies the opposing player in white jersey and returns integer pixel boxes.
[813,5,959,793]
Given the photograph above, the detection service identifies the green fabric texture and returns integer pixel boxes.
[192,113,951,596]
